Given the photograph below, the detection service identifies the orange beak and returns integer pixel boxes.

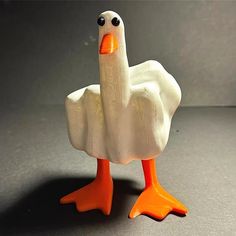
[99,33,118,54]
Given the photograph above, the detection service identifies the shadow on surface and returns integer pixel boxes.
[0,177,141,235]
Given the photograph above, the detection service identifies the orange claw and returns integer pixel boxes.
[129,159,188,220]
[60,159,113,215]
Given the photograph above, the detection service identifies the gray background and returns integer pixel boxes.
[1,0,236,106]
[0,1,236,236]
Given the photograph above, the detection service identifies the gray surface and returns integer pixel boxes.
[0,106,235,235]
[1,1,236,106]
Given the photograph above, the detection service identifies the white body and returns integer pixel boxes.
[65,11,181,164]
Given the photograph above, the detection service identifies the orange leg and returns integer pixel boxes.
[129,158,188,220]
[60,159,113,215]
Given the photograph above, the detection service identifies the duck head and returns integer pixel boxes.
[97,11,126,56]
[97,11,130,131]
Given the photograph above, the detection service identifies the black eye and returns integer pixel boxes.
[97,16,105,26]
[111,17,120,26]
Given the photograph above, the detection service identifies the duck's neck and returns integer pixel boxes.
[99,50,130,123]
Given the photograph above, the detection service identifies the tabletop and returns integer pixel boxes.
[0,106,235,235]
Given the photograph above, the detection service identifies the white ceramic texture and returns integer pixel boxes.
[65,11,181,164]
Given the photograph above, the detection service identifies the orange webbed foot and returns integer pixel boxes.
[129,184,188,220]
[60,159,113,215]
[60,177,113,215]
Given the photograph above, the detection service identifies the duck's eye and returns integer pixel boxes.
[97,16,105,26]
[111,17,120,26]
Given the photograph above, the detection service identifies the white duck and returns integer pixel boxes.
[60,10,188,220]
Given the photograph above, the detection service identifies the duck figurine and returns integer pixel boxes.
[60,10,188,220]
